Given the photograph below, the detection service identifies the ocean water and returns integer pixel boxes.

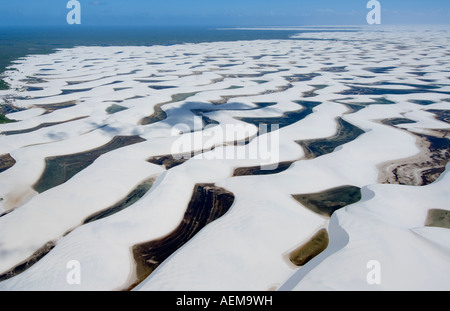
[0,26,289,75]
[0,26,360,75]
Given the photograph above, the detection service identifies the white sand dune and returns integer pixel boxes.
[0,26,449,291]
[282,165,450,291]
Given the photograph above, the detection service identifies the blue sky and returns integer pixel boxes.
[1,0,450,26]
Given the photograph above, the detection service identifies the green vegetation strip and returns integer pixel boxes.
[0,114,16,124]
[0,79,9,90]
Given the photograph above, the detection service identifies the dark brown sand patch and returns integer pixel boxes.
[292,185,362,218]
[128,183,234,290]
[33,100,78,114]
[147,154,189,170]
[0,242,55,282]
[289,229,329,267]
[0,154,16,173]
[83,178,155,224]
[377,122,450,186]
[232,161,294,177]
[425,209,450,229]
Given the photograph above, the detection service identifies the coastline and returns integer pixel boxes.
[0,26,449,291]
